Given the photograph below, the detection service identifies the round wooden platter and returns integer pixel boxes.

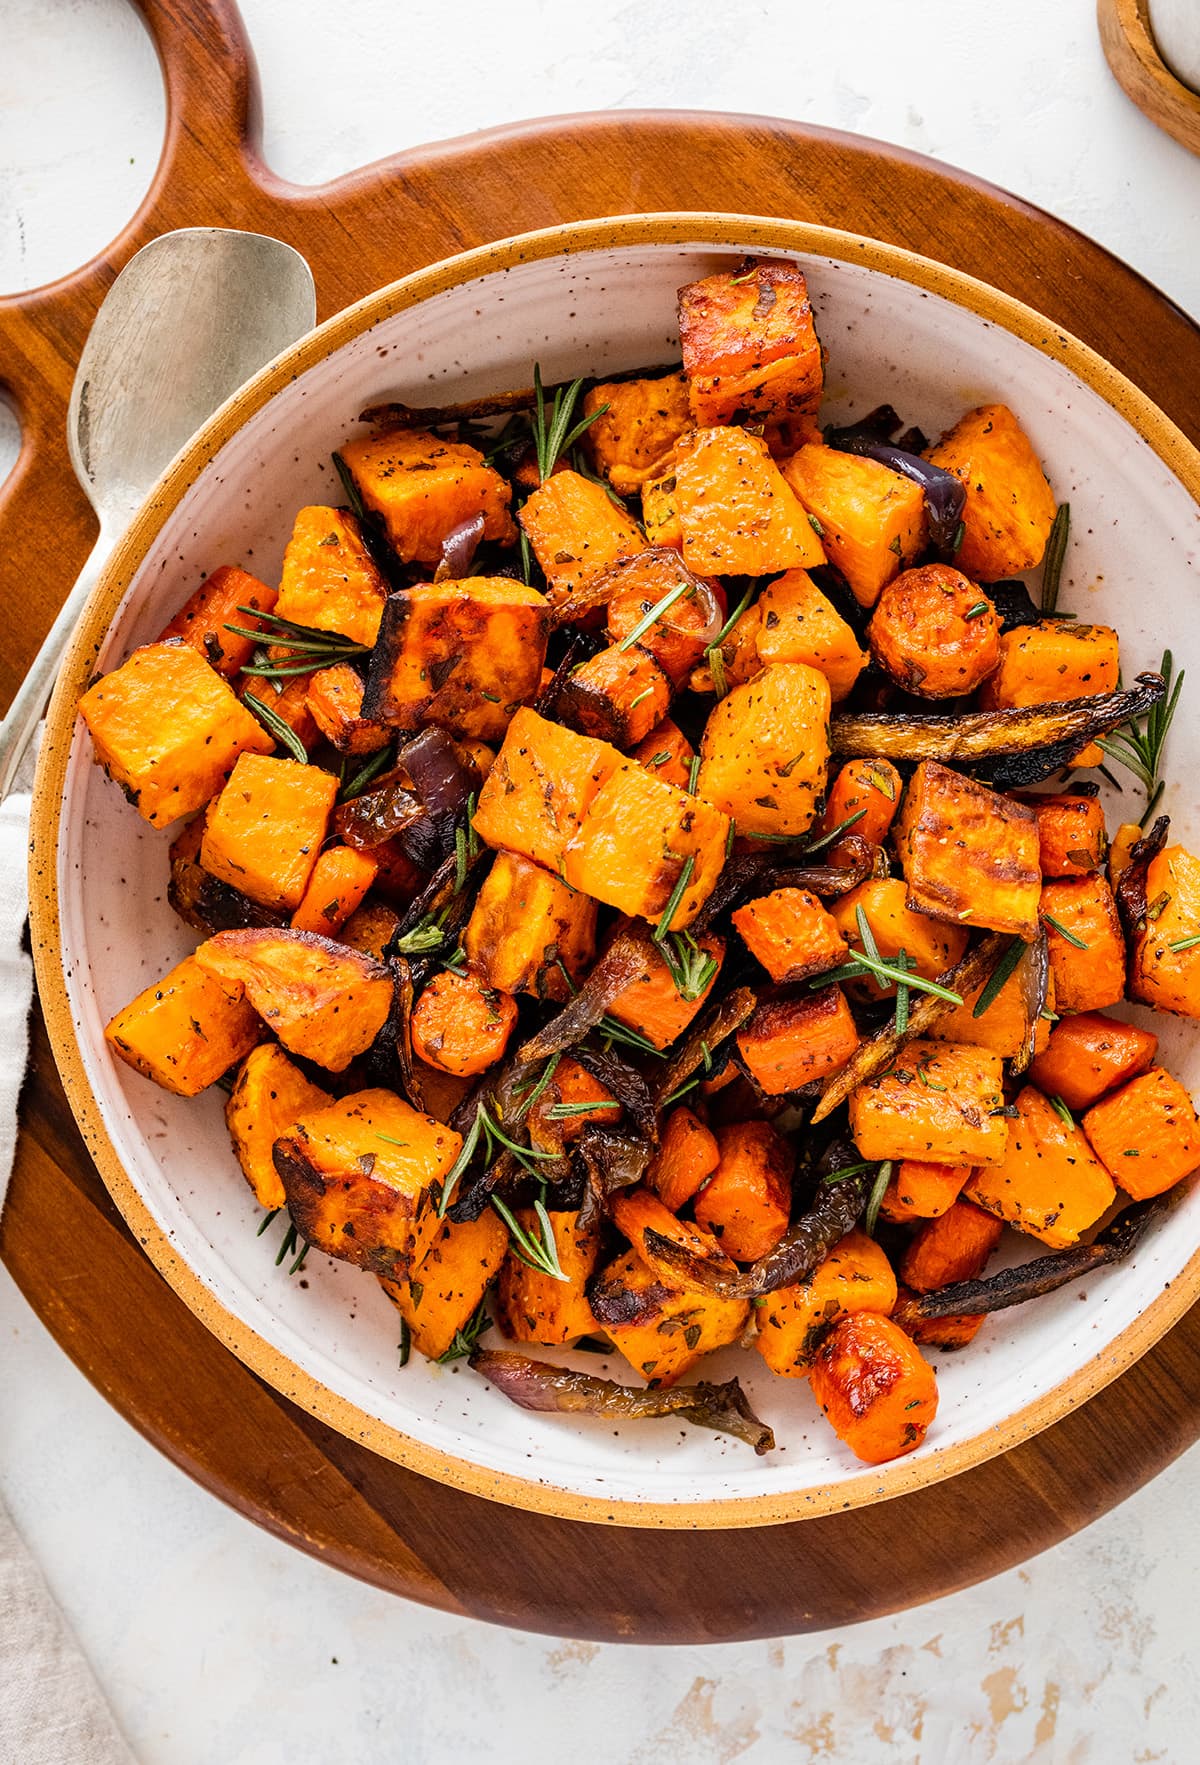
[4,0,1200,1642]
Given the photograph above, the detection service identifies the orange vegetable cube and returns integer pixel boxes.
[1130,844,1200,1018]
[818,758,902,845]
[603,549,719,687]
[590,1243,749,1386]
[693,1120,793,1261]
[224,1044,331,1209]
[1083,1067,1200,1200]
[581,371,693,495]
[273,505,390,647]
[899,1199,1003,1291]
[411,970,518,1077]
[849,1039,1007,1166]
[895,760,1041,939]
[640,462,683,550]
[756,1230,897,1376]
[867,564,1002,698]
[964,1086,1115,1246]
[380,1209,509,1361]
[556,642,671,748]
[810,1312,938,1464]
[196,928,393,1072]
[338,901,402,961]
[104,953,263,1097]
[831,878,969,1001]
[1028,1011,1158,1113]
[646,1106,720,1213]
[604,928,725,1049]
[305,664,388,755]
[338,426,516,566]
[631,717,695,792]
[930,949,1054,1061]
[200,753,338,911]
[737,986,860,1094]
[527,1056,620,1154]
[242,674,318,756]
[290,845,379,937]
[754,568,866,700]
[563,761,730,929]
[671,426,825,576]
[697,662,830,839]
[732,886,847,983]
[1040,875,1125,1014]
[979,621,1119,768]
[1019,791,1108,878]
[518,469,644,611]
[472,707,622,876]
[463,850,597,1002]
[157,563,277,678]
[927,403,1057,582]
[494,1211,601,1346]
[780,444,926,608]
[678,258,824,431]
[879,1160,970,1225]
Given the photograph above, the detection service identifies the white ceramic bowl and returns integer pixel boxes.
[31,214,1200,1528]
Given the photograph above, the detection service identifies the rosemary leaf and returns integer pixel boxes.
[1041,503,1070,613]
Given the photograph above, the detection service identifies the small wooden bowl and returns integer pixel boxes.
[1100,0,1200,155]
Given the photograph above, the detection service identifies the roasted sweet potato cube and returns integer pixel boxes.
[646,1106,720,1213]
[818,758,902,846]
[780,444,926,607]
[410,969,518,1077]
[831,879,969,1002]
[964,1086,1115,1247]
[867,564,1002,698]
[603,549,719,687]
[379,1208,509,1361]
[895,760,1041,939]
[678,258,824,430]
[362,577,549,743]
[848,1039,1007,1166]
[1040,875,1125,1014]
[472,707,622,876]
[697,662,830,839]
[527,1057,621,1154]
[632,717,695,791]
[195,928,394,1072]
[927,403,1057,582]
[1083,1067,1200,1200]
[640,462,684,550]
[581,371,693,494]
[200,753,338,911]
[879,1160,970,1225]
[273,1088,460,1276]
[810,1312,938,1464]
[225,1044,332,1210]
[1130,844,1200,1018]
[463,850,597,1002]
[754,568,866,700]
[899,1199,1003,1292]
[929,952,1054,1061]
[494,1210,601,1346]
[737,987,859,1094]
[290,845,378,937]
[104,953,263,1097]
[242,674,318,756]
[556,643,671,748]
[338,427,516,566]
[756,1230,897,1376]
[671,426,825,575]
[304,664,389,755]
[338,900,402,961]
[1028,1011,1158,1113]
[518,469,644,612]
[693,1120,793,1261]
[78,641,274,828]
[157,564,278,678]
[1019,791,1108,878]
[167,811,285,937]
[272,505,390,647]
[564,760,730,929]
[603,926,724,1048]
[979,621,1119,767]
[732,886,847,983]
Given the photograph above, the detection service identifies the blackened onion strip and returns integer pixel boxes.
[824,430,966,553]
[517,937,649,1064]
[643,1173,868,1300]
[652,987,758,1107]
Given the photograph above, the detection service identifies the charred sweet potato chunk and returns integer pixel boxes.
[603,925,724,1048]
[879,1160,970,1225]
[104,953,263,1097]
[809,1312,938,1464]
[196,928,393,1072]
[339,426,516,566]
[338,900,402,961]
[157,564,277,678]
[732,886,847,984]
[556,642,672,748]
[1129,844,1200,1018]
[671,426,825,576]
[363,577,549,743]
[754,568,866,701]
[463,850,597,1002]
[602,549,720,687]
[1019,791,1108,879]
[1083,1067,1200,1200]
[78,641,274,828]
[780,444,926,607]
[965,1086,1115,1247]
[472,707,621,876]
[697,662,830,839]
[831,879,969,1002]
[564,760,730,930]
[736,986,860,1093]
[1041,876,1125,1014]
[272,505,390,647]
[927,403,1056,582]
[527,1057,621,1154]
[756,1230,897,1377]
[678,258,824,431]
[849,1039,1007,1166]
[273,1088,460,1276]
[631,717,695,792]
[519,469,644,612]
[818,758,902,847]
[1028,1011,1158,1113]
[305,664,389,755]
[410,970,518,1077]
[895,760,1041,939]
[693,1120,793,1261]
[495,1211,601,1346]
[646,1105,720,1212]
[581,371,693,494]
[898,1199,1003,1291]
[380,1209,509,1361]
[200,753,338,911]
[980,621,1119,768]
[290,845,378,937]
[225,1043,331,1210]
[867,564,1001,698]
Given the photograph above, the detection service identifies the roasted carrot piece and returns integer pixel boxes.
[581,371,693,494]
[1130,844,1200,1018]
[556,642,672,748]
[1018,791,1108,878]
[104,953,263,1097]
[848,1040,1008,1167]
[756,1230,897,1376]
[646,1105,720,1213]
[604,928,725,1049]
[526,1056,620,1154]
[671,426,825,575]
[930,954,1055,1061]
[305,663,389,755]
[631,717,695,792]
[899,1199,1003,1291]
[339,427,516,566]
[892,1286,985,1351]
[926,403,1057,581]
[195,928,394,1072]
[754,568,866,700]
[79,641,275,828]
[818,758,902,846]
[290,845,379,937]
[779,444,927,607]
[463,850,597,1002]
[736,987,860,1094]
[225,1044,331,1209]
[602,549,721,687]
[678,258,824,431]
[519,469,645,612]
[693,1120,793,1260]
[337,900,401,961]
[200,753,339,911]
[879,1160,971,1225]
[697,662,830,839]
[979,621,1119,767]
[866,564,1001,698]
[1040,875,1125,1014]
[563,760,730,929]
[472,708,622,877]
[272,505,391,646]
[831,878,969,1001]
[242,674,318,756]
[590,1242,750,1387]
[379,1208,509,1361]
[964,1086,1115,1247]
[410,970,518,1077]
[895,760,1042,939]
[732,886,848,983]
[494,1211,601,1346]
[158,564,278,678]
[1083,1067,1200,1200]
[1028,1011,1158,1112]
[809,1312,938,1464]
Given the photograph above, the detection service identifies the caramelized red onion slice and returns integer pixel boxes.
[434,513,486,582]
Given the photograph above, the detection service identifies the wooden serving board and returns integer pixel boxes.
[4,0,1200,1641]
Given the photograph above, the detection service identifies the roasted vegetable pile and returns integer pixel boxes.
[81,257,1199,1467]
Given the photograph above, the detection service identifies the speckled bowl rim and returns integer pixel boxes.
[29,212,1200,1529]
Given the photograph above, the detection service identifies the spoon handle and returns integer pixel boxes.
[0,528,110,801]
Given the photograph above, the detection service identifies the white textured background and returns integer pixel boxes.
[3,1,1200,1760]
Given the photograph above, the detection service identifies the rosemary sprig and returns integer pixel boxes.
[398,1319,412,1367]
[545,1097,621,1119]
[654,855,696,939]
[818,1160,877,1184]
[1040,503,1070,614]
[338,744,394,803]
[256,1208,281,1237]
[1041,911,1088,950]
[436,1300,492,1363]
[801,806,867,857]
[661,1075,702,1107]
[973,936,1027,1017]
[229,606,370,681]
[1048,1095,1075,1129]
[437,1105,484,1218]
[332,450,367,522]
[597,1015,665,1058]
[511,1051,561,1121]
[703,579,758,697]
[531,364,608,483]
[393,909,449,956]
[616,577,695,653]
[658,930,719,1003]
[478,1103,559,1170]
[1097,648,1183,820]
[244,685,308,763]
[814,944,965,1007]
[1168,933,1200,953]
[863,1161,894,1237]
[492,1195,569,1282]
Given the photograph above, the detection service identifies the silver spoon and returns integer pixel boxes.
[0,227,317,799]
